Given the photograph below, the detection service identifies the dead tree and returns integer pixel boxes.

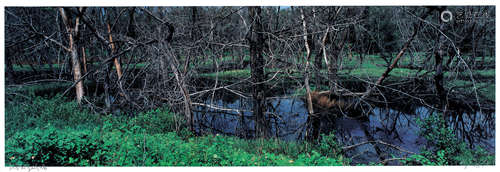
[59,7,86,104]
[314,7,351,95]
[164,45,194,132]
[359,8,434,103]
[141,7,194,131]
[126,7,137,39]
[106,22,123,79]
[299,8,320,140]
[434,8,448,122]
[319,25,332,91]
[247,6,268,138]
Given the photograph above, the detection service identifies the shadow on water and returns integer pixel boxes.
[192,87,495,164]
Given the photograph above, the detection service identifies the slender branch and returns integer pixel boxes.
[192,102,250,114]
[342,140,416,155]
[39,33,70,51]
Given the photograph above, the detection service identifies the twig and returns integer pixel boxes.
[342,140,416,155]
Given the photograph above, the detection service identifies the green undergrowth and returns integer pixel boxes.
[401,114,494,165]
[6,126,346,166]
[5,94,348,166]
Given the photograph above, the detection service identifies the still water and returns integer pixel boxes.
[193,92,495,164]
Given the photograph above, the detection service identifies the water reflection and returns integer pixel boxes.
[192,92,495,164]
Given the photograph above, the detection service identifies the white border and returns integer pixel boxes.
[0,0,497,6]
[1,3,5,170]
[1,0,499,172]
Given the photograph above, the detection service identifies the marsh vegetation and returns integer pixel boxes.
[4,6,495,166]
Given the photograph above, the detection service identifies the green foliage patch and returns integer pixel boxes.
[5,95,348,166]
[401,114,495,165]
[5,94,100,138]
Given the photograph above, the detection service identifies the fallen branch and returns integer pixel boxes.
[192,102,250,114]
[342,140,416,155]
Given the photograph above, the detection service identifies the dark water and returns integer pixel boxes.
[193,91,495,164]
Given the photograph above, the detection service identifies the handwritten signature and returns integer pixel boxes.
[9,166,48,172]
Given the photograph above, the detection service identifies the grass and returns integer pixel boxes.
[196,53,494,102]
[5,94,349,166]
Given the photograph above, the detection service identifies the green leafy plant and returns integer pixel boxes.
[5,94,100,138]
[6,125,110,166]
[401,114,494,165]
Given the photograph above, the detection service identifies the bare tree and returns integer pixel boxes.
[106,22,123,79]
[59,7,86,104]
[300,7,319,140]
[247,6,268,138]
[359,7,433,103]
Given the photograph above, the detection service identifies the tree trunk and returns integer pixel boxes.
[445,49,456,69]
[103,61,113,111]
[107,23,123,79]
[313,11,324,88]
[59,7,85,104]
[81,47,87,73]
[191,7,198,41]
[328,35,345,94]
[70,47,84,104]
[300,8,319,140]
[275,7,280,31]
[247,6,268,138]
[434,14,447,123]
[314,38,324,87]
[320,26,332,93]
[126,7,137,39]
